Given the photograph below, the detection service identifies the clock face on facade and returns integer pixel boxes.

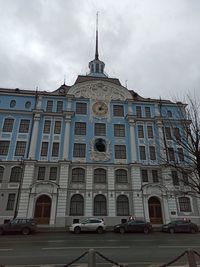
[92,101,108,116]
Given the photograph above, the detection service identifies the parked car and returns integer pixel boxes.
[69,218,106,234]
[162,220,199,234]
[114,219,152,234]
[0,218,37,235]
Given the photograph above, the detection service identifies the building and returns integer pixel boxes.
[0,27,199,227]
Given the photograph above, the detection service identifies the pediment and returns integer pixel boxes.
[67,80,133,101]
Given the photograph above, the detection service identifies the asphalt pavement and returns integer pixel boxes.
[0,232,200,267]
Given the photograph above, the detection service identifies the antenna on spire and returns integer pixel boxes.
[64,74,66,85]
[125,80,128,88]
[95,11,99,60]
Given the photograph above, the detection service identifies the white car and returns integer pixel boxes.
[69,218,106,234]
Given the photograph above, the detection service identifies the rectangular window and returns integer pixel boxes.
[147,125,153,138]
[76,103,87,115]
[73,143,86,157]
[0,141,10,155]
[179,197,191,212]
[49,167,57,180]
[56,101,63,113]
[174,127,181,140]
[168,147,175,161]
[152,170,159,183]
[43,120,51,134]
[54,121,61,134]
[37,167,45,180]
[95,123,106,136]
[178,148,184,161]
[139,146,146,160]
[136,106,142,118]
[172,170,179,185]
[113,105,124,117]
[138,125,144,138]
[19,119,30,133]
[149,146,156,160]
[15,141,26,156]
[115,145,126,159]
[0,167,4,183]
[46,100,53,112]
[141,169,148,182]
[75,122,86,135]
[165,127,172,140]
[3,118,14,132]
[145,107,151,118]
[114,124,125,137]
[52,143,59,157]
[41,142,48,156]
[6,194,15,210]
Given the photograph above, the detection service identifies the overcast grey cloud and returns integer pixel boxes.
[0,0,200,99]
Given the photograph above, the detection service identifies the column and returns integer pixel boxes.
[126,116,137,162]
[130,165,144,218]
[107,167,115,216]
[156,120,166,161]
[62,113,73,160]
[85,166,93,216]
[17,162,35,218]
[29,114,40,159]
[50,194,57,225]
[56,163,69,226]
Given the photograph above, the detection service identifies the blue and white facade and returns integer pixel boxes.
[0,47,199,227]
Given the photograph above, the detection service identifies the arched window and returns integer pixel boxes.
[115,169,128,183]
[116,195,129,216]
[179,197,191,212]
[93,194,107,216]
[0,166,4,183]
[10,166,23,182]
[167,110,172,117]
[94,168,106,183]
[72,168,85,183]
[10,100,16,108]
[70,194,84,216]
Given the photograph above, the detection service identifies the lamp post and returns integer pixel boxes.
[13,159,24,219]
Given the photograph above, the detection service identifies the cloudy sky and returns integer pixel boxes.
[0,0,200,100]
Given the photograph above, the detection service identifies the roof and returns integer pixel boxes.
[74,75,122,86]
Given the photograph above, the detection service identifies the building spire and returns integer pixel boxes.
[87,12,107,77]
[95,11,99,60]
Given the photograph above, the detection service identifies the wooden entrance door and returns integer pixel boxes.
[34,195,51,224]
[148,196,163,224]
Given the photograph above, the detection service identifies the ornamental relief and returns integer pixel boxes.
[68,81,132,101]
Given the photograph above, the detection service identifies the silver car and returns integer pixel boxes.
[69,218,106,234]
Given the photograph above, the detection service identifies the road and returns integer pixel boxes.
[0,232,200,266]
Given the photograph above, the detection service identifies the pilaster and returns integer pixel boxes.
[29,114,41,159]
[85,166,93,216]
[107,167,115,216]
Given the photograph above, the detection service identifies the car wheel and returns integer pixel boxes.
[74,227,81,234]
[191,228,196,234]
[143,227,149,234]
[0,228,4,235]
[119,227,125,234]
[169,228,175,234]
[97,227,103,234]
[22,228,30,235]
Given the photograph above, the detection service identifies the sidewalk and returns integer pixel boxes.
[36,225,163,233]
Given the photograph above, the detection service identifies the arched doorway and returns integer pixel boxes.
[34,195,51,224]
[148,196,163,224]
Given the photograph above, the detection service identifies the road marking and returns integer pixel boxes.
[159,245,200,248]
[42,246,130,250]
[0,248,13,251]
[47,240,65,243]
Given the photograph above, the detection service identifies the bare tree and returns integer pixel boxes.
[160,94,200,197]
